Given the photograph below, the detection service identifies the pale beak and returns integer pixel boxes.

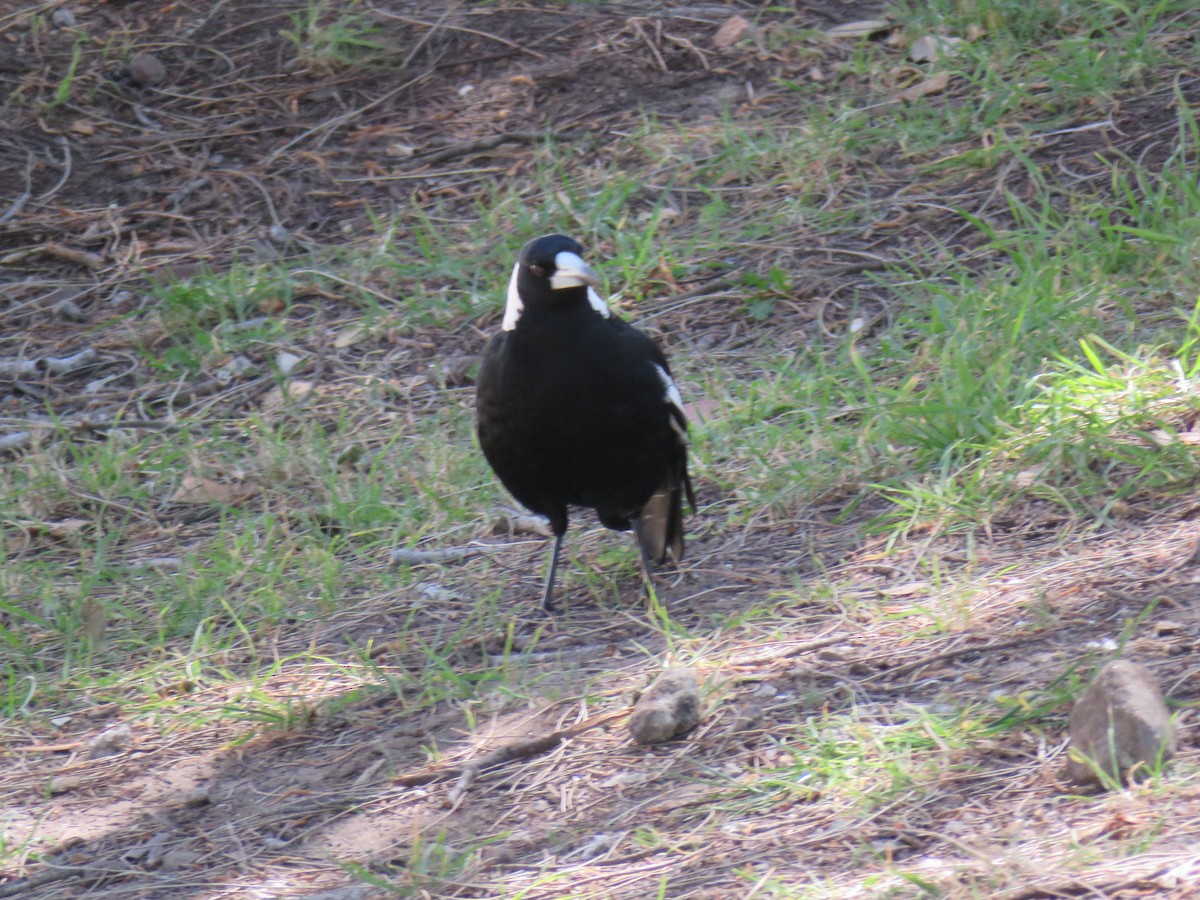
[550,251,601,290]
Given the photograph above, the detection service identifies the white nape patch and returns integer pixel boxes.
[586,286,610,317]
[501,262,523,331]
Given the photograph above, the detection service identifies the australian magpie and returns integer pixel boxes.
[476,233,695,612]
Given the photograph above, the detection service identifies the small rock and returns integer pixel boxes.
[628,668,701,745]
[418,583,461,604]
[159,848,200,871]
[87,723,134,758]
[1066,660,1176,788]
[479,844,515,868]
[127,52,167,87]
[436,354,475,387]
[731,699,765,735]
[141,832,170,868]
[54,297,88,322]
[570,832,620,860]
[47,774,84,794]
[51,9,77,28]
[276,351,303,375]
[213,354,256,385]
[182,787,211,807]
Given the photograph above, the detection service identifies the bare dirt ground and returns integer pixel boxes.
[2,1,1200,898]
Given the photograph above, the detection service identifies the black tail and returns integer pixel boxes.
[637,472,695,564]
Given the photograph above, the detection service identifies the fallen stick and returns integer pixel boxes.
[0,349,97,378]
[448,709,627,808]
[389,545,482,565]
[0,432,31,452]
[41,243,104,269]
[390,709,627,807]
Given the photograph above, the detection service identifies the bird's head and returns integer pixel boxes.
[502,233,608,331]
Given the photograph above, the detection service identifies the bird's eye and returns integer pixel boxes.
[528,263,546,278]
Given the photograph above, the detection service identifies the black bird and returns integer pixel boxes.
[476,233,695,612]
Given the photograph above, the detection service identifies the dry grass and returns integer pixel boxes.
[2,1,1200,898]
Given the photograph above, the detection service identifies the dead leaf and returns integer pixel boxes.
[826,19,890,40]
[714,15,750,48]
[170,476,257,505]
[71,119,96,135]
[81,598,107,646]
[334,323,368,348]
[910,34,964,63]
[652,258,679,290]
[895,71,951,102]
[44,518,90,539]
[1015,462,1049,489]
[1150,430,1200,446]
[384,374,429,396]
[258,294,286,314]
[878,582,926,598]
[260,379,314,412]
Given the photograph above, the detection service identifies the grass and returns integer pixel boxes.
[281,0,389,74]
[4,0,1200,895]
[11,0,1195,716]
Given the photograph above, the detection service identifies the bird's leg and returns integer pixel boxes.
[541,531,565,614]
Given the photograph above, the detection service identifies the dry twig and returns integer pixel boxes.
[0,349,97,378]
[389,545,483,565]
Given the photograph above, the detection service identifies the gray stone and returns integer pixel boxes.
[628,668,701,745]
[128,52,167,87]
[1066,660,1176,787]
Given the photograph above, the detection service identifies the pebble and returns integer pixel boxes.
[1066,660,1176,787]
[628,668,702,745]
[128,52,167,88]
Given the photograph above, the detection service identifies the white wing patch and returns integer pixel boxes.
[655,365,688,440]
[586,286,610,317]
[501,262,523,331]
